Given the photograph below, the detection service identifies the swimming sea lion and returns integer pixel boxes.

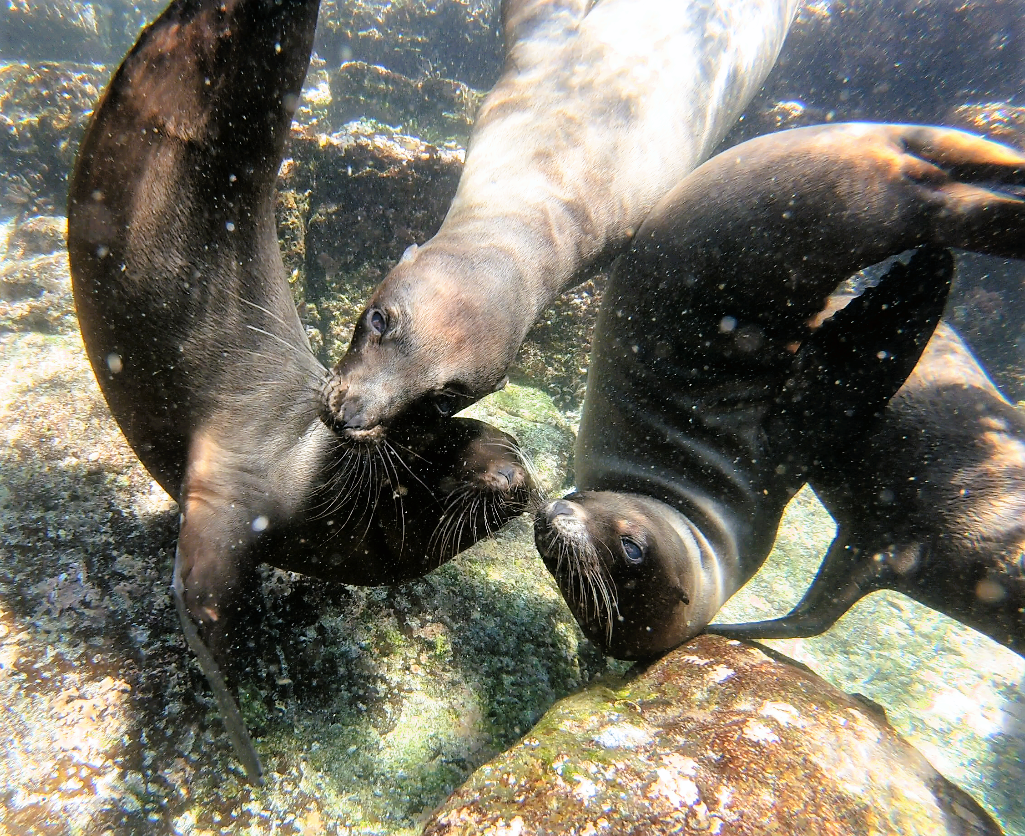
[321,0,801,438]
[67,0,533,782]
[711,321,1025,654]
[534,123,1025,659]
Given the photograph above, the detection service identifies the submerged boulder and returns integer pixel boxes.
[424,634,1000,836]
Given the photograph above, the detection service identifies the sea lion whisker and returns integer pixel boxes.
[385,436,433,466]
[378,444,408,553]
[431,504,461,562]
[384,438,437,499]
[239,297,300,333]
[310,447,367,520]
[243,324,320,370]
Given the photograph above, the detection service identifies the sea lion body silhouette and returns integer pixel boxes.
[712,321,1025,654]
[68,0,532,781]
[534,123,1025,659]
[322,0,801,437]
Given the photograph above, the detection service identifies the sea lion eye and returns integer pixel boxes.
[368,308,388,336]
[621,536,644,565]
[434,393,457,417]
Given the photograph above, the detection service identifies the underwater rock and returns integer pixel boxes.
[0,327,607,833]
[0,63,106,216]
[949,103,1025,150]
[329,61,484,145]
[424,634,1001,836]
[0,214,73,333]
[314,0,503,90]
[725,0,1025,142]
[0,0,107,63]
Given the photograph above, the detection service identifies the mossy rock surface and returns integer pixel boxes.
[424,635,1001,836]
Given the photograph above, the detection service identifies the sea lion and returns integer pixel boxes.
[67,0,533,782]
[321,0,801,438]
[710,321,1025,654]
[534,123,1025,659]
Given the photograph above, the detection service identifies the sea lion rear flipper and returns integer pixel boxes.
[768,246,953,481]
[895,125,1025,259]
[709,529,890,640]
[172,548,264,785]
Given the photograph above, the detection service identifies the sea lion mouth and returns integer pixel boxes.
[340,425,386,444]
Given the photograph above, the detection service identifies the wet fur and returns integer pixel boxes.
[322,0,800,435]
[713,322,1025,653]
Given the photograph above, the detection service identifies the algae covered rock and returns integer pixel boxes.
[0,327,602,834]
[424,634,1001,836]
[0,214,74,333]
[0,63,107,215]
[329,61,484,146]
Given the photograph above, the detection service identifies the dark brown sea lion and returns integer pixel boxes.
[711,321,1025,654]
[67,0,533,782]
[534,123,1025,659]
[320,0,801,438]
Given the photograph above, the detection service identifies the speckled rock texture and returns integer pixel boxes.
[424,634,1001,836]
[0,215,74,333]
[0,63,107,215]
[0,324,604,835]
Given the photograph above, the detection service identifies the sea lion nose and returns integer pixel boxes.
[493,464,518,489]
[340,399,366,430]
[546,499,577,524]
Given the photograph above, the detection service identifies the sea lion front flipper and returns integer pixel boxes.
[709,529,893,640]
[768,246,953,482]
[172,547,264,785]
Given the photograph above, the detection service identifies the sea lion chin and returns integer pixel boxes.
[321,0,801,438]
[538,122,1025,659]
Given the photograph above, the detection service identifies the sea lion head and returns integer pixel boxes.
[321,245,515,442]
[534,491,706,659]
[425,418,539,561]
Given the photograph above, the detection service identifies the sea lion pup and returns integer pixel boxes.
[711,321,1025,654]
[67,0,532,782]
[321,0,801,438]
[534,123,1025,659]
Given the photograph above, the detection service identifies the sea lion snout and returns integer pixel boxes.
[546,498,579,524]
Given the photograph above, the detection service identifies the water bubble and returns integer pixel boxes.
[106,353,123,374]
[252,515,269,533]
